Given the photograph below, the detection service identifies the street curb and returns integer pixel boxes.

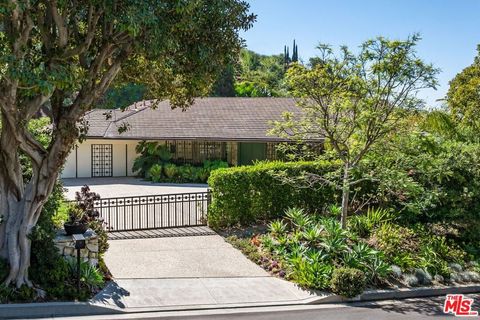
[306,283,480,304]
[0,284,478,319]
[0,301,123,319]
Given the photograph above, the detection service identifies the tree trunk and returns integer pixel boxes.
[0,115,60,288]
[340,162,350,229]
[0,168,58,288]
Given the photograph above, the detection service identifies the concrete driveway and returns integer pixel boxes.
[104,231,268,278]
[62,177,208,200]
[98,229,316,310]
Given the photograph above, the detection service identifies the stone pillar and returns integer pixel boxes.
[54,229,99,266]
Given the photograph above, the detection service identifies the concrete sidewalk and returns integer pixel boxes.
[92,277,318,310]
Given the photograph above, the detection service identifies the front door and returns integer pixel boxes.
[91,144,113,177]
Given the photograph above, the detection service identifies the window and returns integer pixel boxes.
[165,140,227,164]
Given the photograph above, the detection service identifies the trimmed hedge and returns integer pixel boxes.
[207,161,341,228]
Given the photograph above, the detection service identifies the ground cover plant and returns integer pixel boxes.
[225,207,480,298]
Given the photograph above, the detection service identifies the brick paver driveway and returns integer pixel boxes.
[62,177,208,200]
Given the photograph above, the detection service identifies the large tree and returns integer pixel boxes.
[447,45,480,131]
[0,0,254,288]
[271,35,438,228]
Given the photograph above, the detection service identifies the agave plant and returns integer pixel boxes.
[268,220,288,236]
[67,259,104,290]
[285,207,311,230]
[301,225,324,245]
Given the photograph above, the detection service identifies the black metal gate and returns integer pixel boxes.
[92,191,210,232]
[91,144,113,177]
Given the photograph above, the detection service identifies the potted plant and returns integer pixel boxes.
[64,203,88,235]
[64,185,102,235]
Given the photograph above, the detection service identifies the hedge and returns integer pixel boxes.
[207,160,341,228]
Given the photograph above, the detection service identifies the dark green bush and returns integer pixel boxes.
[207,161,340,228]
[330,267,366,298]
[0,258,8,283]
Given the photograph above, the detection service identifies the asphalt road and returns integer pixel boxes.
[138,295,478,320]
[57,294,480,320]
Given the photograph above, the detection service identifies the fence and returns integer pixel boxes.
[72,191,210,232]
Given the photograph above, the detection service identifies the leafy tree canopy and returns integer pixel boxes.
[0,0,254,288]
[447,45,480,131]
[270,34,439,228]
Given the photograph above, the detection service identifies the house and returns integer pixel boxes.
[61,97,303,178]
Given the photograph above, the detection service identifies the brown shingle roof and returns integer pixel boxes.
[85,97,300,141]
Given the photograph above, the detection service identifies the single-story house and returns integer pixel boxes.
[61,97,304,178]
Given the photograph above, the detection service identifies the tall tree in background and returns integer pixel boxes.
[447,45,480,132]
[284,39,298,70]
[234,49,287,96]
[0,0,254,288]
[271,35,438,228]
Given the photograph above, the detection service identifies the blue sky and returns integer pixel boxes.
[241,0,480,107]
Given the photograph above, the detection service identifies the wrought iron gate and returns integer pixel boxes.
[92,191,210,232]
[91,144,113,177]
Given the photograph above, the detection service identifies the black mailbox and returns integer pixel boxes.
[72,234,86,249]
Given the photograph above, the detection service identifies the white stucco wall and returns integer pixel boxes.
[61,139,141,178]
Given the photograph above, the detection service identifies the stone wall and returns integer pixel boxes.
[54,229,99,265]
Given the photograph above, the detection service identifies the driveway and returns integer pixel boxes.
[62,177,208,200]
[97,229,316,309]
[104,231,267,278]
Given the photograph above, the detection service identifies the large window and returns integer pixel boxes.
[165,140,227,164]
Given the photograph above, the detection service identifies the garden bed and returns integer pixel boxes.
[222,208,480,298]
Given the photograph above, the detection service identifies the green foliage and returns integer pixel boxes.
[164,163,179,179]
[207,161,340,228]
[370,223,467,277]
[233,49,288,97]
[349,208,395,238]
[203,160,229,171]
[447,45,480,132]
[66,259,104,290]
[141,158,229,184]
[133,142,172,178]
[52,202,69,229]
[149,164,163,183]
[98,83,146,109]
[73,186,109,255]
[365,126,480,257]
[64,202,86,225]
[260,210,389,292]
[29,182,76,300]
[330,268,366,298]
[288,256,333,290]
[270,34,439,228]
[0,258,7,283]
[179,164,196,181]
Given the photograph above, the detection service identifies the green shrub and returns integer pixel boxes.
[289,256,333,290]
[67,259,104,290]
[133,141,172,177]
[203,160,229,170]
[0,258,8,283]
[330,267,366,298]
[197,168,210,183]
[179,164,196,181]
[164,163,179,179]
[149,164,163,182]
[207,161,340,228]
